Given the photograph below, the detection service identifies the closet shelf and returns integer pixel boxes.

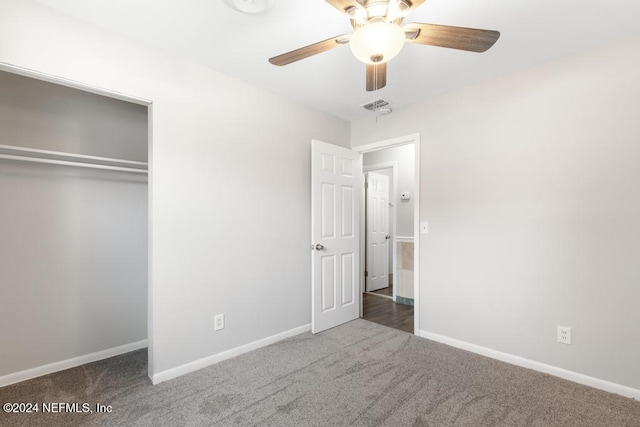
[0,144,148,174]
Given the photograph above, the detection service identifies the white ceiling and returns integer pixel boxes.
[35,0,640,121]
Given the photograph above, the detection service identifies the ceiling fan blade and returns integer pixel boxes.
[269,35,350,66]
[366,63,387,92]
[404,22,500,53]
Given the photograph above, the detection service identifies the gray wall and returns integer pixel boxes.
[0,71,148,376]
[0,71,147,161]
[0,0,350,380]
[352,35,640,390]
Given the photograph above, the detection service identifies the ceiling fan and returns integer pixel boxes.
[269,0,500,91]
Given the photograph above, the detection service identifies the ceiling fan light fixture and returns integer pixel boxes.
[366,3,388,20]
[350,21,405,64]
[387,0,412,20]
[345,6,366,23]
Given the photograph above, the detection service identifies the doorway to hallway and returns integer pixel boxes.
[360,139,417,334]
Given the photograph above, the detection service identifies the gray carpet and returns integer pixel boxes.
[1,319,639,426]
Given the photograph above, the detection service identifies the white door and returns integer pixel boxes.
[365,172,390,292]
[311,140,361,333]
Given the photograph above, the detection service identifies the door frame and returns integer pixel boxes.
[363,162,398,300]
[353,133,420,335]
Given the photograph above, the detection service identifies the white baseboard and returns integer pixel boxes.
[152,323,312,385]
[418,330,640,400]
[0,340,148,388]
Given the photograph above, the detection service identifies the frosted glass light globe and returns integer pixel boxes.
[349,21,405,64]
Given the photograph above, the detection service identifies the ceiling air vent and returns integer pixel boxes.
[361,99,390,111]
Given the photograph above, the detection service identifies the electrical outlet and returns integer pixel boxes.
[214,313,225,331]
[557,326,571,345]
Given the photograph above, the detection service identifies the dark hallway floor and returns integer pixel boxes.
[362,292,413,334]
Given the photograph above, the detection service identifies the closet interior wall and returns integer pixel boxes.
[0,70,148,380]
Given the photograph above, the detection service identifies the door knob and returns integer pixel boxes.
[311,243,325,250]
[385,235,391,240]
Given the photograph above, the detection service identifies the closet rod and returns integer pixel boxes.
[0,144,148,167]
[0,154,148,174]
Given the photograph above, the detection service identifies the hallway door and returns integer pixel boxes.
[365,172,390,292]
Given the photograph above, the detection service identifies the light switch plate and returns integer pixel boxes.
[420,221,428,234]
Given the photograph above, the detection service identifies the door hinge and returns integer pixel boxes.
[364,271,368,277]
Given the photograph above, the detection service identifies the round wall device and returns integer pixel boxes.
[224,0,274,14]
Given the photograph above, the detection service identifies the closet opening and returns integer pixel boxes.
[0,65,152,387]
